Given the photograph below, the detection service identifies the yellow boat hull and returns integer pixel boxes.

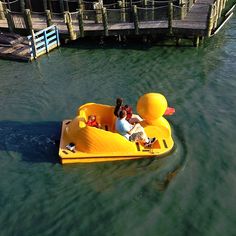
[59,94,175,164]
[59,119,174,164]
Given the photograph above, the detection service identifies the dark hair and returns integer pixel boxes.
[114,97,123,117]
[116,98,123,106]
[118,110,127,119]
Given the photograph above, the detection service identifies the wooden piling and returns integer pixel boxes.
[0,1,5,19]
[168,1,173,35]
[43,0,48,11]
[48,0,53,13]
[219,0,224,19]
[78,8,84,37]
[102,7,108,36]
[24,9,33,34]
[214,0,220,29]
[143,0,148,21]
[64,11,77,40]
[223,0,227,8]
[180,0,186,20]
[207,4,214,37]
[132,5,139,35]
[25,0,32,11]
[64,0,69,12]
[176,37,181,46]
[94,1,103,24]
[46,10,52,27]
[151,0,154,21]
[120,0,126,22]
[59,0,65,13]
[31,30,37,59]
[78,0,84,10]
[193,36,199,47]
[20,0,25,12]
[4,9,15,32]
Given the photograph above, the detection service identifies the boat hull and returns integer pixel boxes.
[59,120,174,164]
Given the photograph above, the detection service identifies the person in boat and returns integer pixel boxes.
[114,98,143,124]
[86,115,101,128]
[115,109,156,147]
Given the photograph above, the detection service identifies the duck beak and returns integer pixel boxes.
[164,107,175,116]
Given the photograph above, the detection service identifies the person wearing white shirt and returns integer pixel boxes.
[115,110,156,147]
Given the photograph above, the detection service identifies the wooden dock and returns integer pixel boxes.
[0,0,234,48]
[0,25,60,61]
[0,32,30,61]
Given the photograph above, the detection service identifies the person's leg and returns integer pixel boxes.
[130,124,149,143]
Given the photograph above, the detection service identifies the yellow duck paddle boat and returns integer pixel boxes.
[59,93,175,164]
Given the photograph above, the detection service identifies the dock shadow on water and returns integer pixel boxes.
[0,121,61,164]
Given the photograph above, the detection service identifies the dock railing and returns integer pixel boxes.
[28,25,60,60]
[1,0,228,40]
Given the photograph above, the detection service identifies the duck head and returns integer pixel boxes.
[137,93,168,125]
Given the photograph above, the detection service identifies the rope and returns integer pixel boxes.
[83,9,96,12]
[106,8,122,12]
[51,12,64,16]
[137,5,167,10]
[1,0,19,5]
[103,3,119,8]
[132,0,143,3]
[173,4,181,9]
[64,0,80,2]
[146,0,177,3]
[70,11,79,15]
[31,11,46,15]
[9,11,22,14]
[83,1,94,4]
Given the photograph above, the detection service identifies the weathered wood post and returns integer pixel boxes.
[219,0,223,17]
[46,10,53,27]
[30,29,37,59]
[20,0,25,12]
[223,0,227,8]
[24,9,33,34]
[118,0,126,22]
[94,0,103,23]
[77,0,84,11]
[0,1,5,19]
[132,5,139,35]
[65,0,69,12]
[151,0,154,21]
[214,0,220,29]
[59,0,65,13]
[102,7,108,36]
[143,0,148,21]
[180,0,186,20]
[207,4,214,37]
[43,0,48,11]
[25,0,32,11]
[187,0,190,12]
[193,36,199,47]
[65,11,77,40]
[176,37,181,46]
[48,0,53,13]
[4,9,15,32]
[78,8,84,37]
[168,0,173,35]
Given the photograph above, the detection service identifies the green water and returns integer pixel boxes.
[0,15,236,236]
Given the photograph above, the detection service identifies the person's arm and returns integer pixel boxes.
[127,123,137,135]
[122,120,134,135]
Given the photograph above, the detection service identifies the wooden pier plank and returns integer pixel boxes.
[0,0,231,46]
